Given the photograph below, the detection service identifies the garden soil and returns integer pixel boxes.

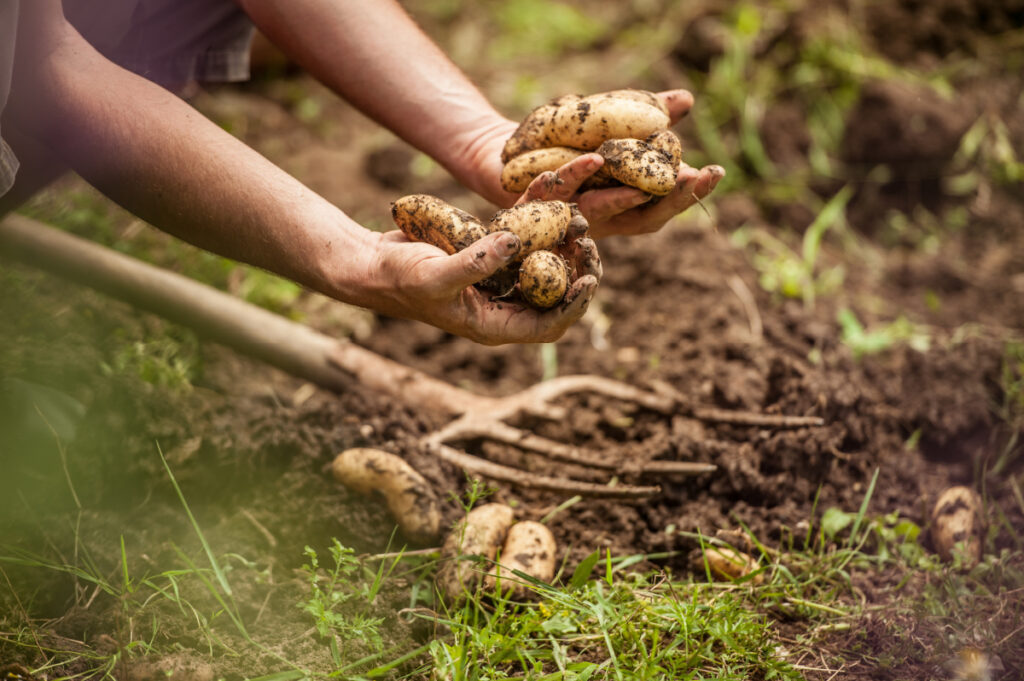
[2,0,1022,679]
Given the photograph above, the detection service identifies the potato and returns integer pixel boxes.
[502,94,669,160]
[331,448,442,545]
[695,546,763,584]
[931,486,983,566]
[595,138,677,196]
[501,102,562,163]
[646,129,684,168]
[437,503,516,601]
[486,521,558,597]
[488,200,571,262]
[518,250,569,309]
[545,95,670,151]
[391,194,489,254]
[595,88,669,116]
[500,147,586,193]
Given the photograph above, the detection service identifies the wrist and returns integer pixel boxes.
[445,116,519,207]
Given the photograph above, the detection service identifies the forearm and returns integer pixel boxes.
[9,24,381,306]
[236,0,517,205]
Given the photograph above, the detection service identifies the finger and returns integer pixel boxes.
[514,153,604,205]
[576,185,651,223]
[422,230,521,296]
[539,274,598,341]
[658,89,695,125]
[622,164,726,234]
[515,171,559,205]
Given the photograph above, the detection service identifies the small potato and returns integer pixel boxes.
[546,95,670,151]
[518,251,569,309]
[331,448,441,545]
[391,194,488,254]
[437,503,516,601]
[931,486,983,566]
[489,200,571,262]
[695,546,763,584]
[486,521,558,597]
[596,138,677,196]
[645,129,684,169]
[501,147,586,193]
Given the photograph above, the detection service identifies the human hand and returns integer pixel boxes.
[366,219,600,345]
[475,89,725,239]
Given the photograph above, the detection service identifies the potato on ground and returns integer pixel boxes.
[518,250,569,309]
[596,138,678,196]
[486,521,558,597]
[391,194,488,254]
[931,486,983,566]
[437,503,516,601]
[694,546,763,584]
[331,448,441,545]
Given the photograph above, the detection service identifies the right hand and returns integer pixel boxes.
[365,223,600,346]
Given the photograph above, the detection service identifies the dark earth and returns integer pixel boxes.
[2,0,1023,679]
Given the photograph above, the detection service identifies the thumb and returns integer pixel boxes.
[428,230,521,294]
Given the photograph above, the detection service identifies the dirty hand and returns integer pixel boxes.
[478,89,725,239]
[367,225,600,345]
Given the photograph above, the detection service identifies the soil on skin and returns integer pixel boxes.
[2,0,1023,679]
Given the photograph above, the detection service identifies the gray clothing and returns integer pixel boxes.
[0,0,254,198]
[0,0,20,198]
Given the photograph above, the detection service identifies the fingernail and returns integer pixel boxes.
[499,232,521,257]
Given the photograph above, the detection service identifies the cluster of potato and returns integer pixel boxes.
[392,194,577,308]
[500,89,684,197]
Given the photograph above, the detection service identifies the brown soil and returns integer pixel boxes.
[2,0,1023,679]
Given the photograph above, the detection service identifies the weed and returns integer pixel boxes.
[837,308,931,359]
[298,539,390,666]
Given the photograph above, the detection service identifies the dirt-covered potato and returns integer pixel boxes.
[437,503,516,601]
[391,194,489,254]
[595,88,669,115]
[501,93,669,160]
[486,521,558,597]
[489,200,571,262]
[695,546,763,584]
[595,138,678,196]
[931,486,983,566]
[645,129,684,168]
[518,250,569,309]
[500,147,585,193]
[331,448,441,545]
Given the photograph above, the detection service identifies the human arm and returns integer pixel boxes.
[5,0,596,344]
[234,0,723,239]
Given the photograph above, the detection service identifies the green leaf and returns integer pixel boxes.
[570,550,600,589]
[821,507,854,539]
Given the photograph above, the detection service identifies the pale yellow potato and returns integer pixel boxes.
[546,96,670,151]
[500,147,586,193]
[437,503,516,601]
[696,546,763,584]
[931,486,983,566]
[518,250,569,309]
[596,88,670,116]
[488,200,571,262]
[391,194,488,254]
[646,129,684,168]
[502,93,669,159]
[596,138,677,196]
[331,448,441,545]
[486,521,558,597]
